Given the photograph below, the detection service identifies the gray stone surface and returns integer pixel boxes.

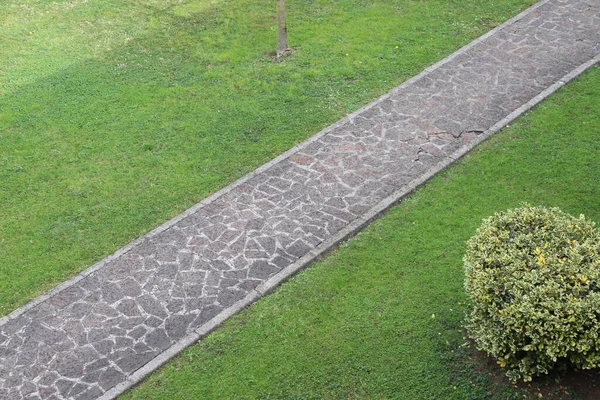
[0,0,599,398]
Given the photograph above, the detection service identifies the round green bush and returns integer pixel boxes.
[464,205,600,382]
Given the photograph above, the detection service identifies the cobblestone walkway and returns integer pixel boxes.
[1,0,599,399]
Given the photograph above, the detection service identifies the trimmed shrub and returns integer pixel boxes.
[464,205,600,382]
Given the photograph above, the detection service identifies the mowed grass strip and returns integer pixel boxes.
[121,68,600,399]
[0,0,536,315]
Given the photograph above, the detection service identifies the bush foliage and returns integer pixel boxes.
[464,205,600,381]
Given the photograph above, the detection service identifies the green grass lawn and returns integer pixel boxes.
[121,67,600,399]
[0,0,537,315]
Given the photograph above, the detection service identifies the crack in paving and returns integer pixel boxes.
[0,0,598,398]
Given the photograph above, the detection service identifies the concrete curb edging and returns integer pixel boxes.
[100,45,599,400]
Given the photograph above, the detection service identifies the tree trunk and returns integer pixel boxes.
[276,0,289,57]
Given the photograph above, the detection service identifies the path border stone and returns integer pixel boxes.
[0,0,598,398]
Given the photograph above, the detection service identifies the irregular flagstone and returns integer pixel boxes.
[0,0,599,398]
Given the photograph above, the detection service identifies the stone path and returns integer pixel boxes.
[1,0,599,399]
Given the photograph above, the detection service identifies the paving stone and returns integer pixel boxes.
[1,1,598,397]
[22,364,47,382]
[16,350,37,367]
[92,303,120,319]
[100,254,143,282]
[83,371,103,384]
[118,316,145,330]
[74,386,104,400]
[248,260,280,280]
[113,351,156,374]
[137,295,168,319]
[83,291,101,304]
[55,348,96,379]
[47,286,85,309]
[100,283,125,305]
[87,328,109,344]
[270,254,293,269]
[217,289,246,308]
[67,303,90,320]
[166,299,185,313]
[67,383,88,398]
[37,387,58,399]
[4,374,22,387]
[118,277,142,298]
[244,218,265,231]
[83,358,109,374]
[23,323,66,347]
[176,251,195,271]
[143,316,163,328]
[21,381,36,396]
[0,347,16,359]
[211,260,231,271]
[144,328,170,351]
[132,342,151,354]
[223,269,248,280]
[114,336,134,349]
[127,326,147,340]
[91,340,114,355]
[116,299,142,317]
[54,380,74,397]
[35,372,59,387]
[165,315,194,341]
[285,240,313,258]
[97,367,124,391]
[26,304,58,322]
[191,305,224,329]
[238,279,262,291]
[204,286,219,296]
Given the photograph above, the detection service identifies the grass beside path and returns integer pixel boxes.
[0,0,536,315]
[122,68,600,399]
